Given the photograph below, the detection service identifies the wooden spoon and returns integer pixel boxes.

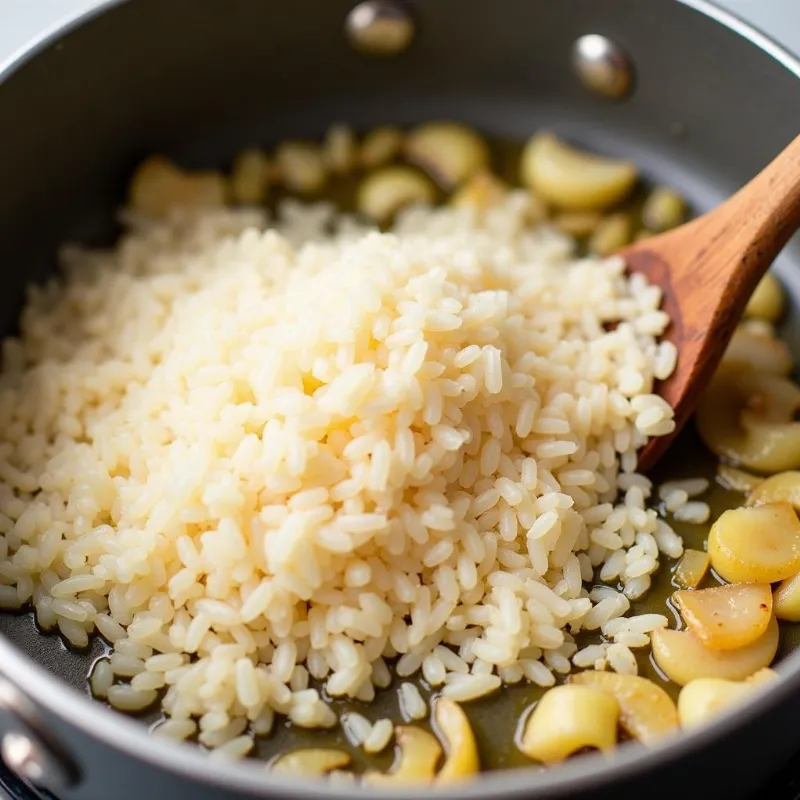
[632,133,800,471]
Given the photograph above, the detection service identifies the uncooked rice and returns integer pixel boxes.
[0,190,683,750]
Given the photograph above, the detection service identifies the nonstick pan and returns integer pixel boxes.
[2,1,800,799]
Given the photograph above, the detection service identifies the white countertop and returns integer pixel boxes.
[0,0,798,63]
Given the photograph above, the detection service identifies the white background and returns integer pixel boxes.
[0,0,798,63]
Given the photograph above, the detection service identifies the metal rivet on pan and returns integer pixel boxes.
[571,34,634,99]
[0,679,79,790]
[1,730,77,791]
[345,0,414,56]
[2,733,48,785]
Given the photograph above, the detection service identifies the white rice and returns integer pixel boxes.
[363,718,394,753]
[625,613,669,634]
[520,658,556,687]
[623,575,652,600]
[653,519,684,559]
[658,478,709,500]
[422,653,447,686]
[441,673,502,701]
[0,193,680,749]
[663,489,688,513]
[399,682,427,721]
[672,501,711,524]
[341,711,373,746]
[208,735,254,761]
[613,631,651,648]
[606,642,639,676]
[154,718,197,741]
[572,643,608,668]
[89,659,113,698]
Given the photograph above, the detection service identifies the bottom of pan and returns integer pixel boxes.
[3,79,800,798]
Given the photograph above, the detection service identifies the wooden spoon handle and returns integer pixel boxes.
[629,132,800,471]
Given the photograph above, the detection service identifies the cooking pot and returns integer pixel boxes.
[1,1,800,798]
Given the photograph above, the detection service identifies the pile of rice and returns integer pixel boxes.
[0,191,684,757]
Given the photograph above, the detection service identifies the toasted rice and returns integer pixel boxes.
[0,192,680,749]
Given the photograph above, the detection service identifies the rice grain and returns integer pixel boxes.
[0,194,679,745]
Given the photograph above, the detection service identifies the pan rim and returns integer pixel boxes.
[0,0,799,797]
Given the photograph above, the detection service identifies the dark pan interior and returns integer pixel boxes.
[3,0,800,781]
